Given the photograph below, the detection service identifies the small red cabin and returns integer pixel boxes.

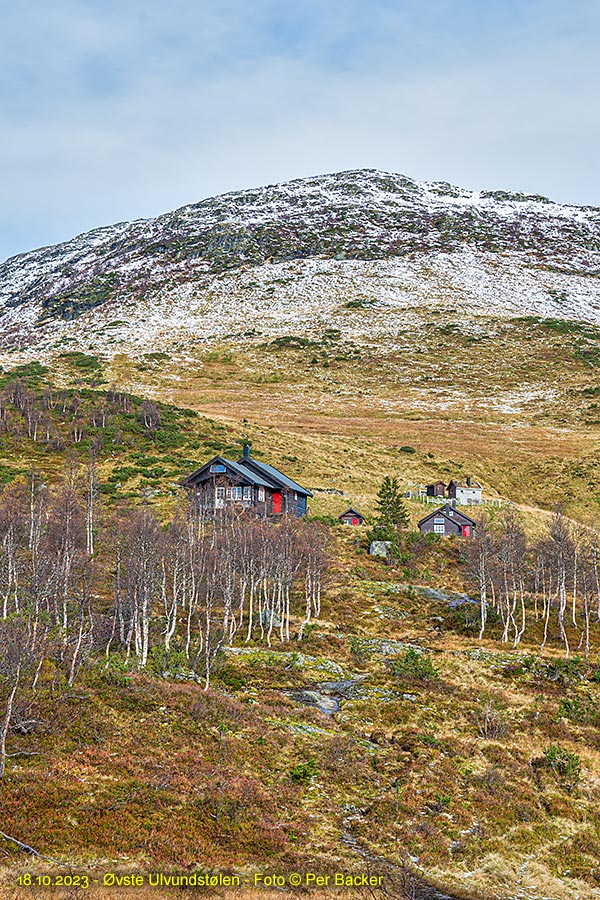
[338,506,365,526]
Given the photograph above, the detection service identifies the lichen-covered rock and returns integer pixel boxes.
[369,540,392,558]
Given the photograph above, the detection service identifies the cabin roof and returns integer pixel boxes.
[238,457,313,497]
[417,504,477,527]
[182,455,274,489]
[448,480,482,490]
[338,506,364,519]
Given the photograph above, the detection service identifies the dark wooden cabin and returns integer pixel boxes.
[426,481,447,497]
[418,503,476,538]
[338,506,365,526]
[182,445,312,518]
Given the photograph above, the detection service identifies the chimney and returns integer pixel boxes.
[466,476,471,486]
[243,444,251,459]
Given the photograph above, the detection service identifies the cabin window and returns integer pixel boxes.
[243,486,252,501]
[210,464,227,473]
[227,486,243,500]
[294,492,298,501]
[215,486,225,508]
[258,487,265,502]
[434,523,445,534]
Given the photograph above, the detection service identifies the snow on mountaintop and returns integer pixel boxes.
[0,168,599,359]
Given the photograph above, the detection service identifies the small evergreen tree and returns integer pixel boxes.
[375,476,409,528]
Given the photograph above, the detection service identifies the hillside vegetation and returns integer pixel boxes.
[0,365,600,900]
[3,498,600,900]
[3,171,600,899]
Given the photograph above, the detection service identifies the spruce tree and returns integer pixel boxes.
[375,475,409,528]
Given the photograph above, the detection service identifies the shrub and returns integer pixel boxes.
[367,523,396,542]
[557,695,600,726]
[390,649,438,681]
[155,429,184,449]
[543,743,581,789]
[148,645,196,679]
[7,361,48,380]
[309,514,341,526]
[477,702,510,739]
[0,463,23,485]
[271,335,314,349]
[291,758,319,783]
[544,656,584,687]
[59,351,103,372]
[216,665,247,690]
[349,636,370,665]
[345,298,370,309]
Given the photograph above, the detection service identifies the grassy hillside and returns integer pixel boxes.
[3,341,600,900]
[0,358,251,511]
[3,529,600,900]
[32,310,600,522]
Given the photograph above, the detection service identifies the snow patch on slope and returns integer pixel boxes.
[1,249,598,366]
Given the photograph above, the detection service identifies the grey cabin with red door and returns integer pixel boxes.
[182,445,312,517]
[338,506,365,525]
[418,503,476,538]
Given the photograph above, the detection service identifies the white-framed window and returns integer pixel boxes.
[227,486,242,500]
[258,487,265,502]
[243,486,252,501]
[434,523,445,534]
[215,486,225,508]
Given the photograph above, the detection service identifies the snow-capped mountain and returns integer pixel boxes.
[1,169,599,358]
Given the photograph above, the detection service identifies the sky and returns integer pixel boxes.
[1,0,599,262]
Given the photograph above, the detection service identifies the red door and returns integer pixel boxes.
[462,525,471,538]
[272,492,282,514]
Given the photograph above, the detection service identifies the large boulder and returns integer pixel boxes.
[369,540,392,558]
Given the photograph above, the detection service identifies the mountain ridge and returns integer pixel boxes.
[1,168,599,359]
